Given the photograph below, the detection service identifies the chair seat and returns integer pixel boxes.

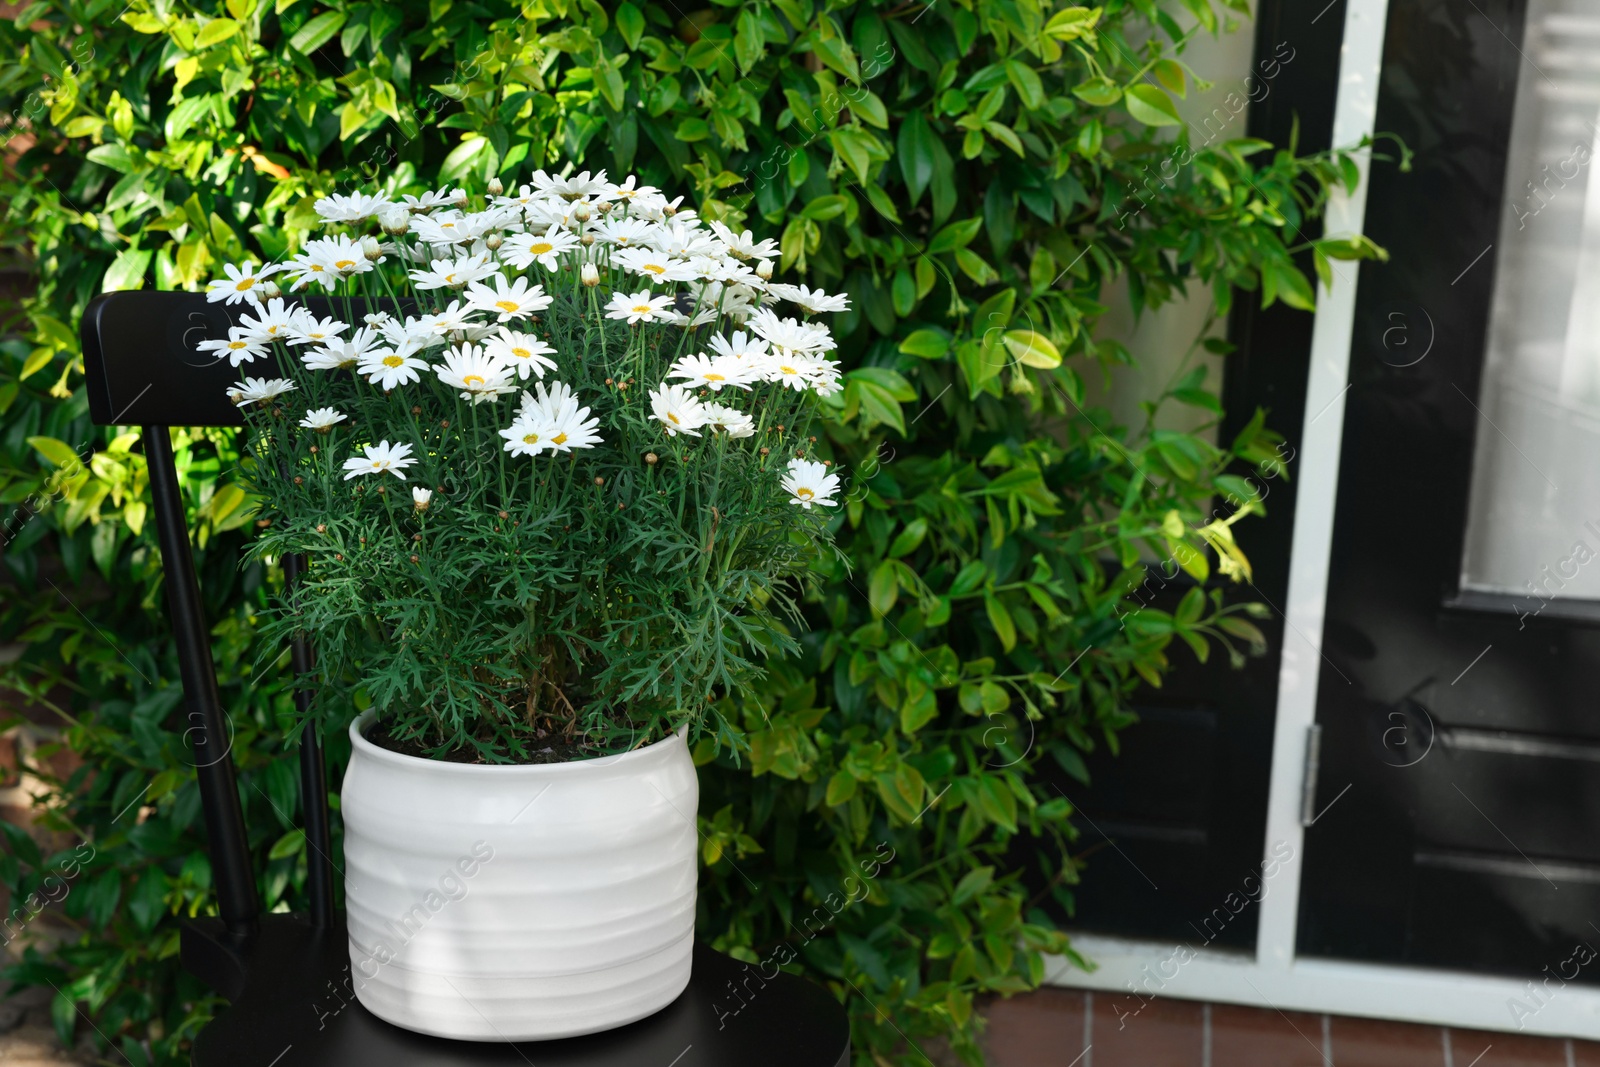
[182,915,850,1067]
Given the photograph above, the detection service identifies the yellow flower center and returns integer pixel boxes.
[797,488,814,499]
[335,259,356,269]
[444,273,456,283]
[523,433,540,444]
[463,375,485,386]
[374,460,390,469]
[780,365,797,375]
[633,305,653,315]
[511,347,530,359]
[667,412,680,425]
[644,264,666,274]
[552,433,568,445]
[495,300,520,312]
[235,277,255,290]
[530,242,553,255]
[228,341,248,350]
[706,373,725,381]
[383,355,404,368]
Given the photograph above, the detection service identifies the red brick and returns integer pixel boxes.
[1448,1028,1567,1067]
[1330,1015,1444,1067]
[984,988,1087,1067]
[1211,1002,1328,1067]
[1090,992,1203,1067]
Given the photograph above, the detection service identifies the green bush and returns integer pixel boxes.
[0,0,1387,1062]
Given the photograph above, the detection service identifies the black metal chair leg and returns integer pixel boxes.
[143,425,259,937]
[283,552,335,927]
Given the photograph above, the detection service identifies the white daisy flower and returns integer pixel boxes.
[205,261,280,305]
[686,255,759,286]
[749,307,837,355]
[767,283,850,314]
[299,407,347,432]
[530,168,610,200]
[616,247,697,283]
[605,289,675,325]
[491,183,543,212]
[436,343,517,403]
[282,245,336,291]
[237,297,299,344]
[358,347,431,389]
[707,329,771,363]
[501,229,580,272]
[605,175,660,203]
[304,327,381,371]
[409,211,474,245]
[648,383,708,437]
[782,458,840,509]
[314,191,393,224]
[197,327,269,367]
[409,253,498,291]
[756,354,817,391]
[412,486,433,510]
[528,379,601,451]
[418,300,473,336]
[464,274,554,322]
[667,352,758,391]
[808,356,843,396]
[286,311,350,347]
[516,379,602,453]
[379,316,442,352]
[653,221,722,259]
[593,217,658,249]
[499,411,556,457]
[485,327,559,380]
[228,376,298,405]
[341,440,416,480]
[702,402,755,438]
[709,221,780,261]
[402,188,465,212]
[306,235,371,278]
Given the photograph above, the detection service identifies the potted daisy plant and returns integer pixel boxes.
[210,171,846,1040]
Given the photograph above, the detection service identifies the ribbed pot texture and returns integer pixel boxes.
[341,713,699,1040]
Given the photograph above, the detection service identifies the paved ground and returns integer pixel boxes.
[0,988,89,1066]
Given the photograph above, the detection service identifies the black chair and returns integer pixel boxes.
[80,291,851,1067]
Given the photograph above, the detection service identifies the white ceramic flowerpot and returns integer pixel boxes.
[340,713,699,1040]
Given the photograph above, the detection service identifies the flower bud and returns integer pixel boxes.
[485,232,504,251]
[580,233,595,246]
[487,177,504,196]
[361,235,383,261]
[574,204,592,222]
[413,486,433,511]
[261,280,283,299]
[756,259,773,280]
[581,263,600,287]
[380,206,410,234]
[597,201,613,214]
[453,189,468,206]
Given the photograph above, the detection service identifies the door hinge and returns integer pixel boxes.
[1300,723,1323,828]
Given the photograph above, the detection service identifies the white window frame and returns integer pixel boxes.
[1044,0,1600,1039]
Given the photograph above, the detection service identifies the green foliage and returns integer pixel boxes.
[235,200,839,759]
[0,0,1389,1062]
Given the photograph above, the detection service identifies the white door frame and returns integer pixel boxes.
[1045,0,1600,1039]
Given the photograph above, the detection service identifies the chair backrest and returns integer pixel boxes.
[80,290,335,935]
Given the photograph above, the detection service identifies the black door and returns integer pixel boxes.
[1299,0,1600,983]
